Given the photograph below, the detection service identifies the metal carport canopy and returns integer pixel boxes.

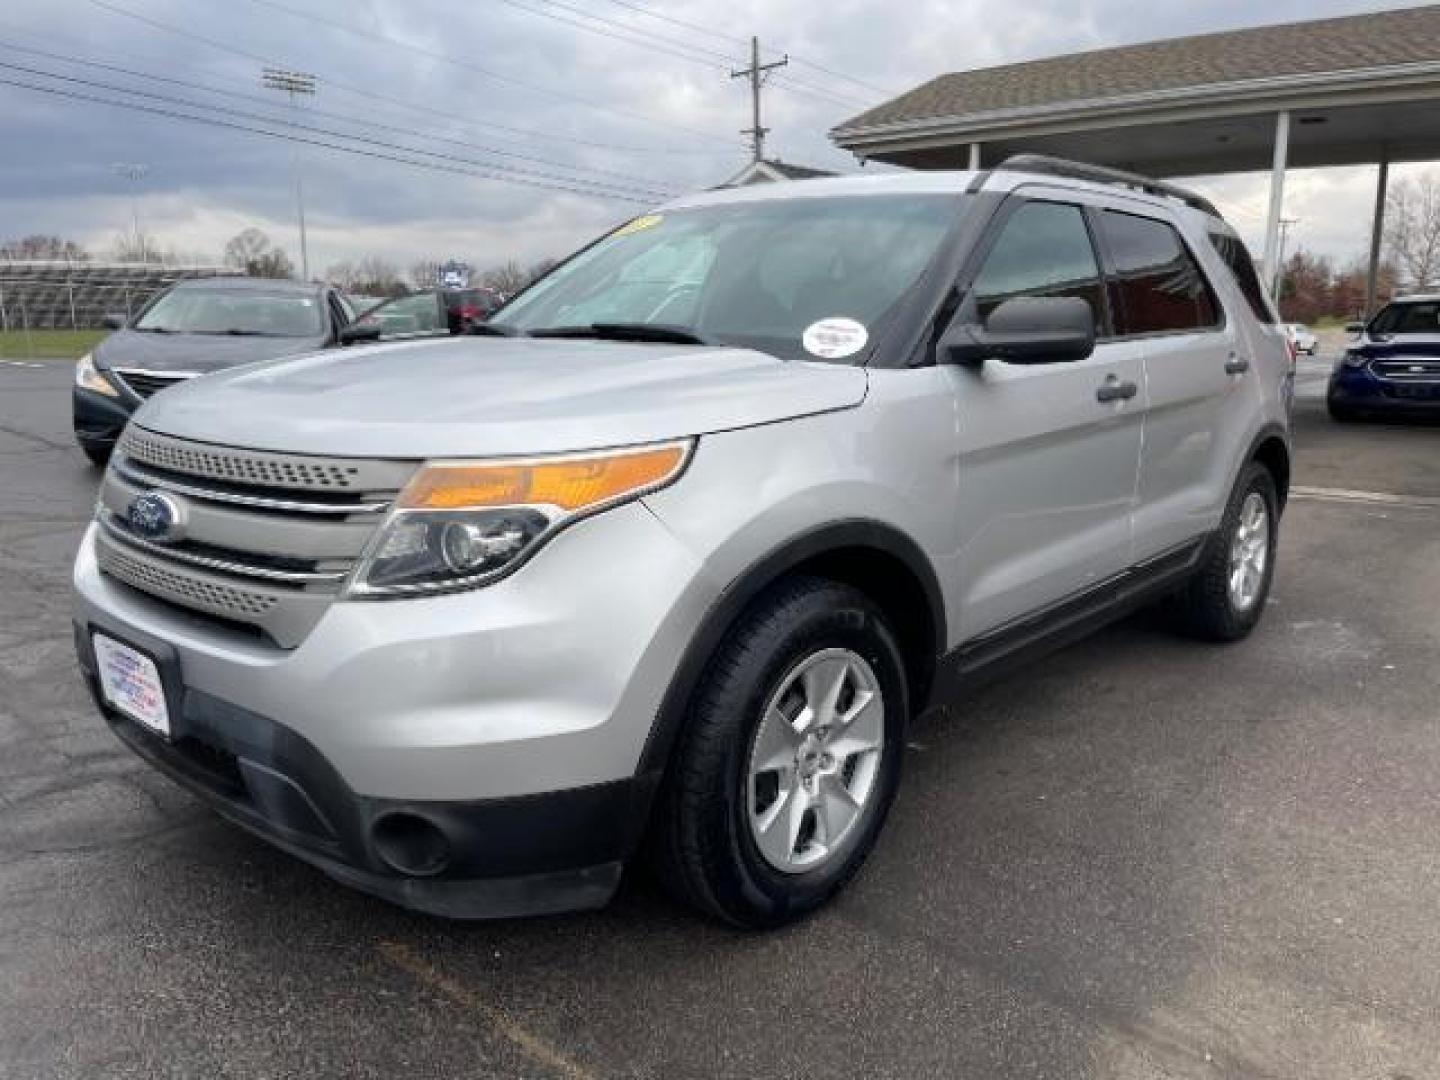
[830,6,1440,307]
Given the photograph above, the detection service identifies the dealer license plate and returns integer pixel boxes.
[93,632,171,737]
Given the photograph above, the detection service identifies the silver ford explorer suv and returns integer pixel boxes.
[73,156,1292,928]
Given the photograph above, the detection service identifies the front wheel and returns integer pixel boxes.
[1170,462,1279,642]
[653,577,909,928]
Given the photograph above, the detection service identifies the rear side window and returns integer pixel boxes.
[1208,230,1275,325]
[971,201,1105,332]
[1099,211,1220,335]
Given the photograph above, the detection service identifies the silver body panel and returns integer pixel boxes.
[75,167,1291,810]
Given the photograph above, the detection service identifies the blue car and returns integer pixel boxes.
[1329,296,1440,421]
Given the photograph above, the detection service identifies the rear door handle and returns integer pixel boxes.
[1225,357,1250,375]
[1096,378,1138,403]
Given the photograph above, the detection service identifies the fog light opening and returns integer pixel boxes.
[371,812,452,877]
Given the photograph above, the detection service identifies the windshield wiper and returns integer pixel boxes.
[135,326,173,334]
[466,322,518,337]
[527,322,711,345]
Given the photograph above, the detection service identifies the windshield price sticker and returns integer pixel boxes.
[802,317,869,359]
[614,214,663,238]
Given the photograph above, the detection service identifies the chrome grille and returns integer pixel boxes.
[98,537,281,619]
[1373,358,1440,382]
[117,427,408,492]
[99,429,416,647]
[112,369,194,399]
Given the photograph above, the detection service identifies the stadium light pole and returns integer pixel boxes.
[110,162,148,263]
[261,68,316,280]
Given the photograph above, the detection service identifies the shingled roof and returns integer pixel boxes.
[834,5,1440,136]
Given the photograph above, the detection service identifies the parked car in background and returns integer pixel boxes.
[73,278,357,465]
[73,158,1291,927]
[1329,296,1440,421]
[1285,323,1317,355]
[350,287,504,341]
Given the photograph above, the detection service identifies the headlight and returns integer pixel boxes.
[1341,350,1370,369]
[345,440,692,597]
[75,352,119,397]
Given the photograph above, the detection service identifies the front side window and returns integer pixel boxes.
[1369,301,1440,336]
[363,291,446,335]
[970,201,1105,332]
[493,194,965,362]
[1101,211,1220,335]
[134,289,324,337]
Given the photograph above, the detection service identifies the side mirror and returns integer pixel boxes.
[1345,321,1365,334]
[102,313,126,330]
[943,296,1096,366]
[338,322,383,346]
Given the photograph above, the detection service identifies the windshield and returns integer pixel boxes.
[1369,301,1440,336]
[493,194,964,361]
[134,288,325,336]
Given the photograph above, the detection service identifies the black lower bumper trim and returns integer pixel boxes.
[76,620,652,919]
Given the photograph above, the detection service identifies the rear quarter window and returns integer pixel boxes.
[1207,230,1275,325]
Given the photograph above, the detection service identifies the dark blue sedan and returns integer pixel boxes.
[1329,297,1440,422]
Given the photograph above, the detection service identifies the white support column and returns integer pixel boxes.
[1261,110,1291,296]
[967,142,982,171]
[1365,150,1390,318]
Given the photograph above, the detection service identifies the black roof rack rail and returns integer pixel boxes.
[996,154,1221,218]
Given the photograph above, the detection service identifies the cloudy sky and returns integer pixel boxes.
[0,0,1425,277]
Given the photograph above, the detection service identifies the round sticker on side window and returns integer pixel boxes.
[802,317,869,359]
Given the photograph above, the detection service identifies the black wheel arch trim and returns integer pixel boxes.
[1243,422,1291,510]
[636,519,946,779]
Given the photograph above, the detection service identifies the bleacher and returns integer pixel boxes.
[0,261,241,330]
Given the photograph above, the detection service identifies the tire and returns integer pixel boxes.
[652,576,909,928]
[1170,462,1279,642]
[1327,399,1359,423]
[80,441,112,468]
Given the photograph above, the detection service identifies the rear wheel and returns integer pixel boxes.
[653,577,908,928]
[1170,462,1278,642]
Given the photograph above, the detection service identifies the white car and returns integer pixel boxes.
[1286,323,1318,355]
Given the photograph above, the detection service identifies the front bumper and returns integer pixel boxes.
[1329,367,1440,415]
[73,501,718,917]
[72,385,136,449]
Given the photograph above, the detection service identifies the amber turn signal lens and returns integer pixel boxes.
[397,442,690,512]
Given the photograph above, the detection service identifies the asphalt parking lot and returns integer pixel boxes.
[3,354,1438,1079]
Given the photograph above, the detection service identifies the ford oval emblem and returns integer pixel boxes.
[126,491,186,544]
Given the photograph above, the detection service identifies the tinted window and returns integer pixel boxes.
[362,291,446,335]
[970,201,1104,332]
[1208,230,1274,325]
[1369,301,1440,335]
[1101,212,1219,335]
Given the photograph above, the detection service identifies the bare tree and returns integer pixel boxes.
[1385,173,1440,289]
[0,234,91,261]
[409,259,441,289]
[353,255,406,296]
[111,231,163,264]
[223,228,293,278]
[480,260,528,297]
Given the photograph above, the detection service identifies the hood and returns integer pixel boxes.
[1356,335,1440,357]
[133,336,868,458]
[95,328,327,373]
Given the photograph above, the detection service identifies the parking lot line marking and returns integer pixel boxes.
[1291,485,1440,510]
[0,360,49,369]
[376,941,597,1080]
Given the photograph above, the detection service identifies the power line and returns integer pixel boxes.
[0,37,688,194]
[0,68,668,204]
[235,0,731,143]
[494,0,875,110]
[589,0,901,98]
[79,0,734,153]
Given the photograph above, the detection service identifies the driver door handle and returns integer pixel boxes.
[1095,378,1138,403]
[1225,356,1250,375]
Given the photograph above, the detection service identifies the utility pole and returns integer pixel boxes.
[730,37,787,163]
[261,68,316,280]
[1273,216,1299,299]
[110,162,148,262]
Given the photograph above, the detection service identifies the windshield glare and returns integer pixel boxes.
[134,289,324,336]
[493,194,964,361]
[1369,301,1440,336]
